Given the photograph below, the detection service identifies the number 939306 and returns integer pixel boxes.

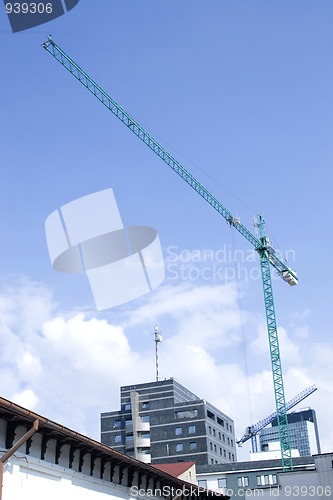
[5,2,53,14]
[284,485,331,497]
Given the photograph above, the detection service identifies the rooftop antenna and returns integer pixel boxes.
[154,325,162,381]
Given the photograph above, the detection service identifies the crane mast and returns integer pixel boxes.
[42,37,298,471]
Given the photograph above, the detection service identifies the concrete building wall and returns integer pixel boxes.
[196,453,333,499]
[278,454,333,499]
[2,454,132,500]
[0,396,230,500]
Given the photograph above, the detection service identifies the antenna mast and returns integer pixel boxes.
[154,325,162,381]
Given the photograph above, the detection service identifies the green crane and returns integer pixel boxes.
[237,385,317,452]
[42,37,298,471]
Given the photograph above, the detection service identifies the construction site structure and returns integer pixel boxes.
[42,37,299,471]
[237,385,317,452]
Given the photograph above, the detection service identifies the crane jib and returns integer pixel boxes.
[42,38,299,471]
[41,37,297,284]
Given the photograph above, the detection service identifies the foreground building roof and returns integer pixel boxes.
[0,396,229,500]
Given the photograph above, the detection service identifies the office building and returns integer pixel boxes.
[259,408,321,457]
[101,378,237,466]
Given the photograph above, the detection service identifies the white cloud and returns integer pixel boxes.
[0,277,331,464]
[12,389,39,410]
[17,352,43,380]
[125,282,250,352]
[248,322,304,370]
[0,280,144,437]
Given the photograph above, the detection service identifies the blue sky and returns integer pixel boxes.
[1,1,332,461]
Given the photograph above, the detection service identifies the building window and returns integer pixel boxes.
[141,433,150,439]
[210,442,213,450]
[189,425,196,434]
[141,415,150,423]
[228,452,231,460]
[232,454,235,461]
[198,480,207,489]
[207,410,215,420]
[214,444,217,452]
[213,428,216,436]
[189,442,197,450]
[125,434,134,441]
[124,403,131,411]
[113,420,121,428]
[231,439,233,447]
[223,449,226,457]
[222,434,225,442]
[218,432,221,440]
[220,447,222,455]
[175,427,183,436]
[176,443,184,452]
[217,417,224,427]
[257,475,277,487]
[237,477,249,487]
[230,425,232,433]
[226,423,229,431]
[175,409,198,419]
[114,434,122,443]
[142,401,150,409]
[125,419,132,426]
[218,478,227,488]
[211,458,214,464]
[227,437,230,445]
[209,426,212,434]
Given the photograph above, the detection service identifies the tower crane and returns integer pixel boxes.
[42,37,298,471]
[237,385,317,453]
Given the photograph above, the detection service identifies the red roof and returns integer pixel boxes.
[153,462,196,478]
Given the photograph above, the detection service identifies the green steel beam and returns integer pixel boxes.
[237,384,317,450]
[258,215,292,471]
[42,38,296,471]
[41,38,260,249]
[41,38,298,279]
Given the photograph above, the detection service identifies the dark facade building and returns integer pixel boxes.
[101,378,237,466]
[259,408,321,457]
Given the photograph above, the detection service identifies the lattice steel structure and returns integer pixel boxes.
[42,37,298,471]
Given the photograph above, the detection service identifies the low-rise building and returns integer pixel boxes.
[196,453,333,498]
[0,396,229,500]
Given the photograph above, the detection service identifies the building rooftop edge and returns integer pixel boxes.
[196,455,315,474]
[0,395,229,499]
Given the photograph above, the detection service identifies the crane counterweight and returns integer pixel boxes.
[282,270,298,286]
